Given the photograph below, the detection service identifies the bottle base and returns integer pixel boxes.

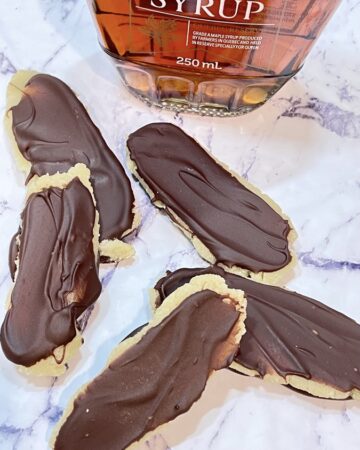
[128,89,267,117]
[110,56,297,117]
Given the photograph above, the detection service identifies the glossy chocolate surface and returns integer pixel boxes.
[1,179,102,367]
[55,290,240,450]
[155,267,360,394]
[11,73,135,241]
[8,231,19,281]
[128,123,291,273]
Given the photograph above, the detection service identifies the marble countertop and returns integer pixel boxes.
[1,1,360,449]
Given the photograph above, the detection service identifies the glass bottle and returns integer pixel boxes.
[88,0,341,116]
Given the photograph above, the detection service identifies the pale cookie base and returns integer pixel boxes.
[7,164,100,377]
[5,70,138,262]
[127,151,297,287]
[51,274,247,449]
[230,361,360,400]
[99,208,141,263]
[99,239,135,262]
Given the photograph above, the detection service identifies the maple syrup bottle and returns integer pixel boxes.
[88,0,341,116]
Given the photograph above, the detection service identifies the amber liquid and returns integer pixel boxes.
[89,0,341,115]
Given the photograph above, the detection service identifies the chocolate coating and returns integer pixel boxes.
[127,123,291,273]
[54,290,240,450]
[155,267,360,395]
[11,73,135,241]
[1,179,102,367]
[8,231,19,281]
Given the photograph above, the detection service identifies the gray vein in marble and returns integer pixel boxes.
[77,304,95,333]
[133,201,158,238]
[166,248,201,272]
[280,97,360,139]
[174,114,184,128]
[145,434,171,450]
[338,84,357,103]
[41,3,86,70]
[316,212,360,250]
[315,423,322,447]
[42,42,69,70]
[0,52,16,75]
[134,236,152,258]
[313,412,326,448]
[0,379,61,450]
[42,0,80,21]
[350,0,360,12]
[299,251,360,271]
[0,200,10,215]
[0,274,9,289]
[204,125,214,150]
[101,267,118,288]
[208,404,236,449]
[241,148,257,180]
[342,408,351,424]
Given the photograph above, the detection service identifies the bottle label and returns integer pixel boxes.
[134,0,318,33]
[95,0,339,77]
[138,0,269,22]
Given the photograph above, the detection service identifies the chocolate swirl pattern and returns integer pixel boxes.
[127,123,293,276]
[9,73,136,244]
[1,178,102,369]
[154,267,360,399]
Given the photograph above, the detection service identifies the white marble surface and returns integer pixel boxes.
[0,1,360,449]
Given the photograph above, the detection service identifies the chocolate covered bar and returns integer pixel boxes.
[52,274,247,449]
[153,266,360,400]
[1,165,102,376]
[127,123,296,284]
[6,71,138,262]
